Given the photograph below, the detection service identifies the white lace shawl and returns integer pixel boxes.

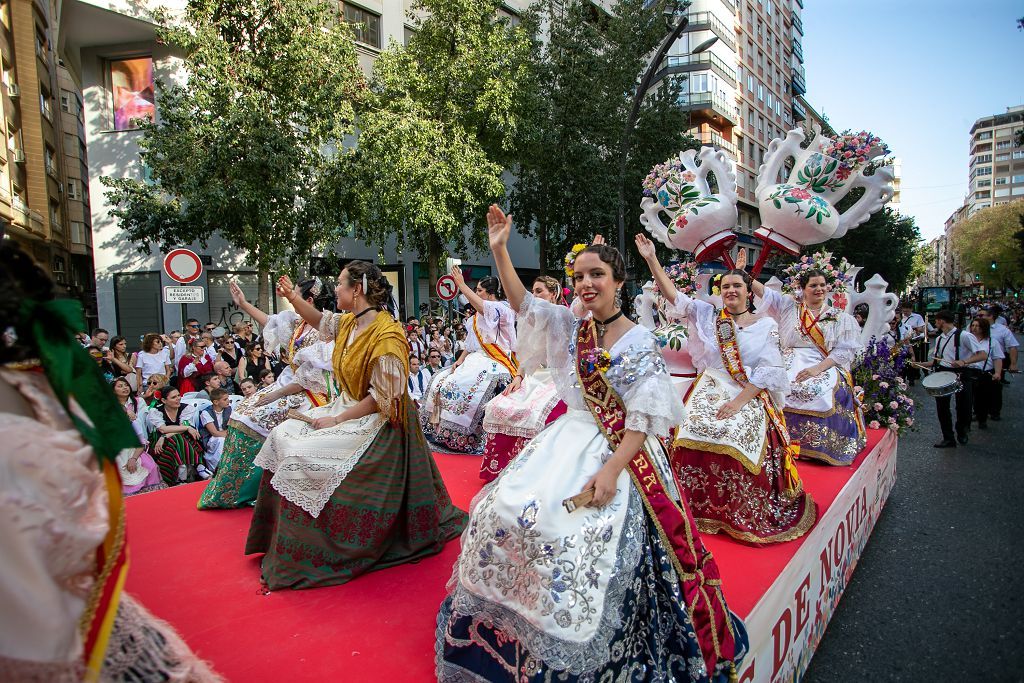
[516,293,684,437]
[463,299,517,354]
[668,292,789,394]
[759,287,861,370]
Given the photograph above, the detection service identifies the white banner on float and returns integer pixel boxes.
[736,431,898,683]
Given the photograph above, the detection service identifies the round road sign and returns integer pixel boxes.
[163,248,203,284]
[436,274,458,301]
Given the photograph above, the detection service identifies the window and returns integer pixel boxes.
[977,167,992,176]
[71,221,87,244]
[766,0,772,14]
[1014,151,1024,159]
[977,179,991,188]
[35,29,47,60]
[996,153,1010,161]
[976,131,992,140]
[66,178,80,200]
[994,188,1010,197]
[775,99,781,116]
[1012,175,1024,184]
[40,88,52,120]
[996,141,1012,150]
[60,89,73,113]
[49,201,60,231]
[757,83,764,101]
[766,92,773,109]
[757,114,764,132]
[995,177,1008,185]
[109,57,155,130]
[747,74,754,92]
[1013,186,1024,196]
[340,2,381,49]
[44,146,56,176]
[996,128,1010,137]
[973,153,992,164]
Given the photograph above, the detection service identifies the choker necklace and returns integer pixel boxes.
[594,310,623,337]
[354,307,377,319]
[724,307,750,317]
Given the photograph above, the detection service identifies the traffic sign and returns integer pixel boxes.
[163,248,203,284]
[163,286,205,304]
[436,274,458,301]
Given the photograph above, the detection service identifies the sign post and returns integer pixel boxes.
[163,248,205,327]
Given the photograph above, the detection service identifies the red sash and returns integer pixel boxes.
[715,309,802,495]
[574,319,738,679]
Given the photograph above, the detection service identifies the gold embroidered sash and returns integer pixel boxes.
[472,312,518,376]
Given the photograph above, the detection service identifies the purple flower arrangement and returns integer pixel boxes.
[852,337,915,435]
[641,158,695,198]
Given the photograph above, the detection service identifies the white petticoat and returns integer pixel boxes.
[423,351,511,431]
[253,394,386,518]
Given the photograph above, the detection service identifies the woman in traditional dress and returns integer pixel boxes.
[479,275,568,482]
[637,234,815,545]
[747,269,866,465]
[147,384,207,484]
[198,279,334,510]
[437,206,747,682]
[112,376,165,495]
[244,261,467,590]
[0,238,220,681]
[420,267,517,454]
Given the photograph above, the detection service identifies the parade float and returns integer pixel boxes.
[637,126,900,683]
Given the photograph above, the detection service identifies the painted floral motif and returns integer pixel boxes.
[654,322,689,352]
[767,184,834,225]
[795,152,846,194]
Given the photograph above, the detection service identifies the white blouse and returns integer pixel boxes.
[668,292,789,394]
[516,293,683,437]
[758,287,862,370]
[463,299,517,355]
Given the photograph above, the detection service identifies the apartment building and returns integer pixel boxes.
[59,0,535,341]
[967,105,1024,216]
[668,0,807,266]
[0,0,95,322]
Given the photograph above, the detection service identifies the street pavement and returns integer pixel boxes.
[805,347,1024,682]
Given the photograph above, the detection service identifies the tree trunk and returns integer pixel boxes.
[426,230,442,318]
[257,264,271,313]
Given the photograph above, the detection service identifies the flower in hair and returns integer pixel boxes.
[564,244,587,278]
[154,390,163,400]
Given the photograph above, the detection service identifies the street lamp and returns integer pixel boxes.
[616,12,719,289]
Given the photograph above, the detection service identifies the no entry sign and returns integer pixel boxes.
[163,248,203,284]
[436,274,458,301]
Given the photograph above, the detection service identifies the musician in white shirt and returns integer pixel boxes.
[968,317,1005,431]
[977,307,1018,422]
[920,310,987,448]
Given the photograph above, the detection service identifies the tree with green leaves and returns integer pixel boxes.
[819,201,922,293]
[334,0,535,286]
[509,0,698,273]
[102,0,366,309]
[951,200,1024,290]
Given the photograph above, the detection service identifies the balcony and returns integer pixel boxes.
[792,13,804,35]
[791,64,807,96]
[697,130,738,157]
[685,12,737,51]
[792,98,807,122]
[791,38,804,63]
[660,51,737,86]
[679,91,740,126]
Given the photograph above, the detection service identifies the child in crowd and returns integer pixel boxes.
[408,354,429,404]
[200,388,232,475]
[239,377,258,397]
[257,367,276,388]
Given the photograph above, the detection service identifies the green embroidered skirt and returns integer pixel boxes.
[244,406,467,590]
[196,421,265,510]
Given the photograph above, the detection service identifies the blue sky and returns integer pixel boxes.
[802,0,1024,240]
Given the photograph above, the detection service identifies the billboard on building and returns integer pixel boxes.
[111,57,155,130]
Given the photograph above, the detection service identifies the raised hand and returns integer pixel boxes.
[229,281,247,307]
[634,233,657,262]
[450,263,465,289]
[486,204,512,251]
[734,248,748,271]
[276,275,295,301]
[591,234,605,246]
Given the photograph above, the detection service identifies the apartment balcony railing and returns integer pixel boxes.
[697,130,738,157]
[792,98,807,122]
[660,51,737,86]
[679,91,740,126]
[791,38,804,63]
[791,63,807,96]
[791,13,803,36]
[685,11,737,51]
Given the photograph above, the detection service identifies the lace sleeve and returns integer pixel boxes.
[262,310,300,354]
[758,286,792,323]
[516,293,575,375]
[748,325,789,393]
[368,353,407,422]
[292,341,335,395]
[617,332,685,438]
[827,312,862,370]
[318,311,346,341]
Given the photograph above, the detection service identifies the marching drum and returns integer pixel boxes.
[922,371,962,398]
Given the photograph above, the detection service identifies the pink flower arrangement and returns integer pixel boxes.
[822,130,890,175]
[781,250,855,296]
[653,261,700,298]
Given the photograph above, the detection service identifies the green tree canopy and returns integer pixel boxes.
[509,0,698,273]
[951,200,1024,290]
[334,0,536,285]
[102,0,366,308]
[819,200,922,293]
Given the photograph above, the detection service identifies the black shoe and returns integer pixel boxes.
[991,415,1001,421]
[933,440,957,448]
[957,433,969,445]
[978,422,988,430]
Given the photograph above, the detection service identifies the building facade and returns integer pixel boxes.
[1,0,95,323]
[60,0,536,343]
[968,104,1024,216]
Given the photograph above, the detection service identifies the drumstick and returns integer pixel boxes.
[286,409,314,424]
[562,487,596,513]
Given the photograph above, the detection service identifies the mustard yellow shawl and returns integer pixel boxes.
[331,311,410,423]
